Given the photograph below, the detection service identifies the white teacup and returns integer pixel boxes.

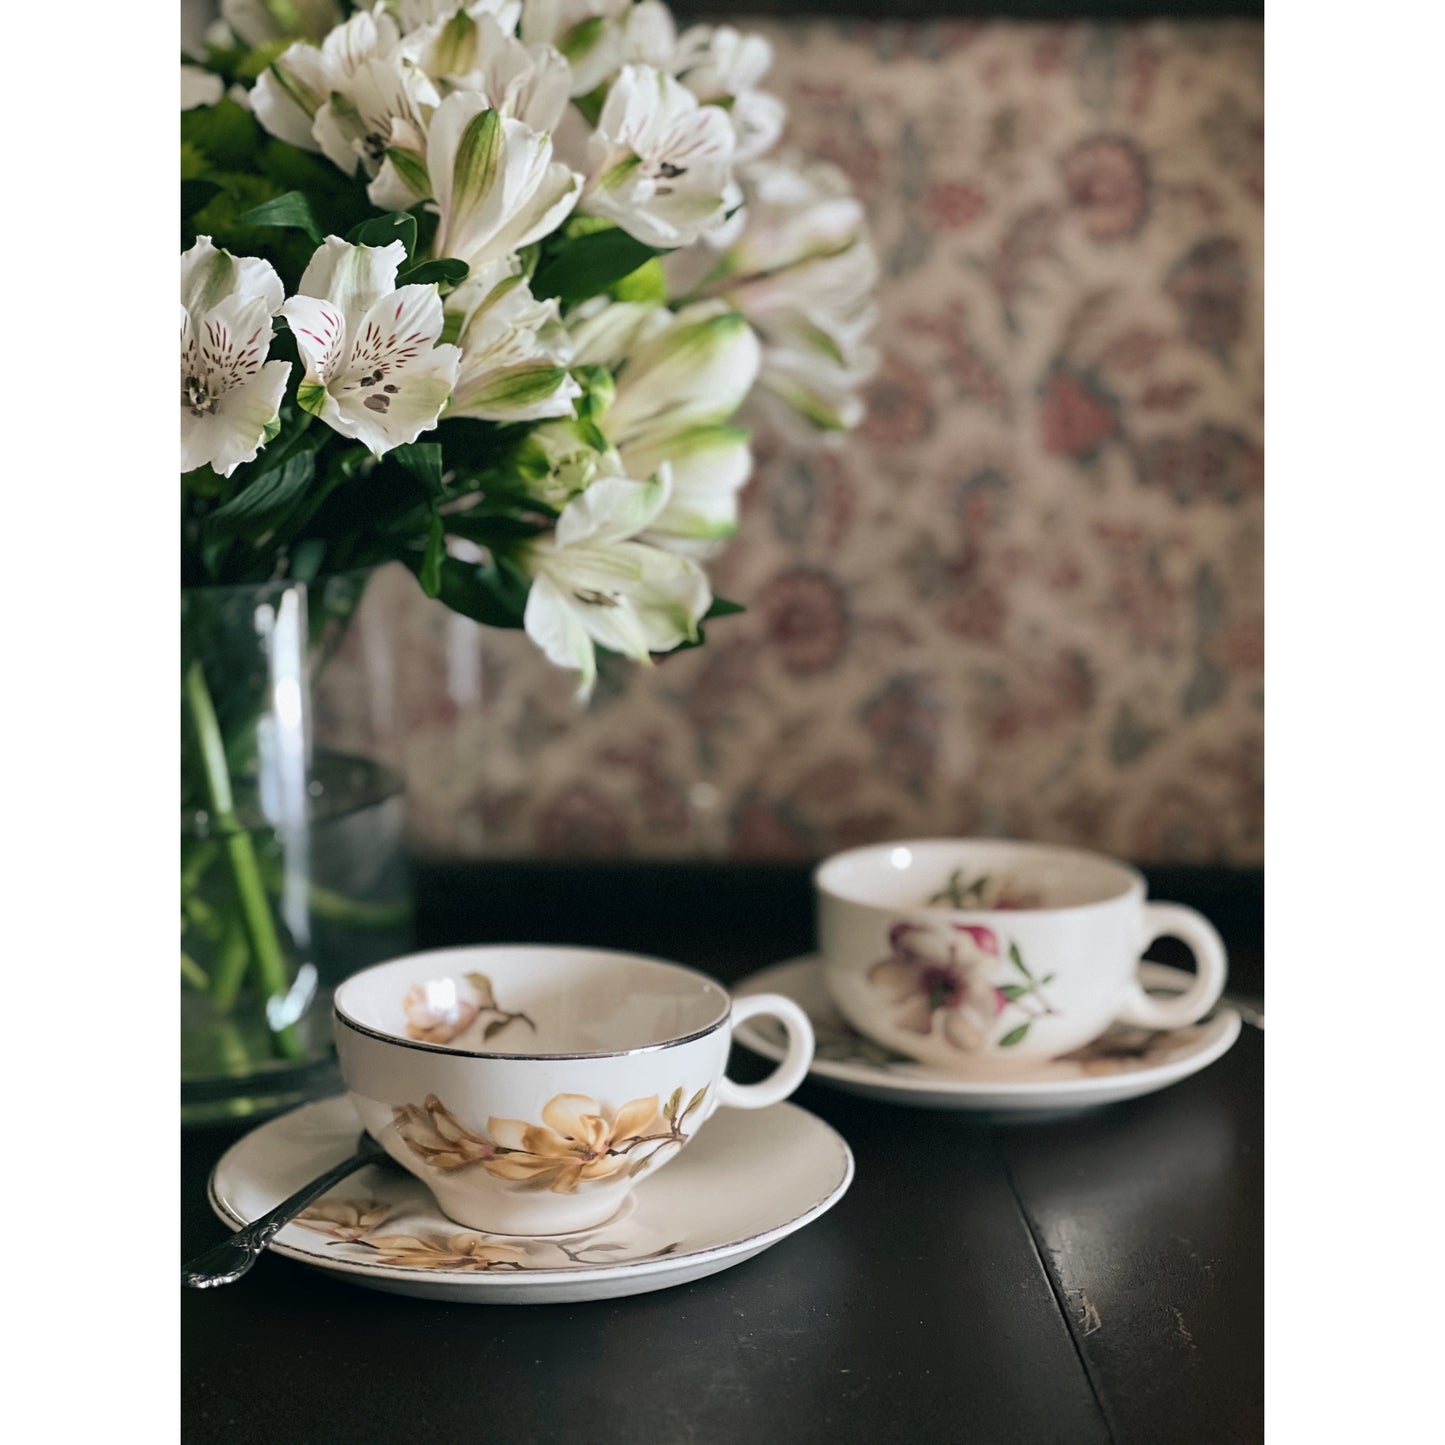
[334,945,814,1235]
[816,839,1227,1073]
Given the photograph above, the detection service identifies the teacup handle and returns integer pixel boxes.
[719,994,815,1109]
[1117,903,1229,1030]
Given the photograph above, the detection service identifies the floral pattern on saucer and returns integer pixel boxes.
[754,972,1219,1079]
[392,1087,708,1195]
[297,1192,683,1272]
[868,922,1056,1053]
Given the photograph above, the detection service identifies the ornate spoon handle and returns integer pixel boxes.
[183,1133,385,1289]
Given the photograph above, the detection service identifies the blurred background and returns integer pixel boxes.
[310,1,1262,868]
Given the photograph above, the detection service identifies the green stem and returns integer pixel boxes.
[303,881,413,931]
[209,915,252,1012]
[183,659,302,1060]
[181,951,211,992]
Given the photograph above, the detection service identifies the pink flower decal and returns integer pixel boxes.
[869,923,1004,1051]
[869,921,1058,1052]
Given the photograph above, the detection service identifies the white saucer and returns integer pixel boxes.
[209,1094,853,1304]
[735,957,1242,1114]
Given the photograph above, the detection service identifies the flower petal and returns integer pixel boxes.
[295,236,408,325]
[609,1094,660,1142]
[523,572,598,699]
[540,1093,602,1140]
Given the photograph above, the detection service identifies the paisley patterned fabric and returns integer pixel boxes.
[317,19,1264,866]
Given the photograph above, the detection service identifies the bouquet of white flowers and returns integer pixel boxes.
[179,0,876,1109]
[182,0,878,699]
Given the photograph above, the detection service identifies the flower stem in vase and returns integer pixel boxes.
[183,659,302,1061]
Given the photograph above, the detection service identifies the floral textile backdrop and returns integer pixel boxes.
[317,16,1264,866]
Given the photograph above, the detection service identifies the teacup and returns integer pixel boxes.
[334,945,814,1235]
[815,839,1227,1073]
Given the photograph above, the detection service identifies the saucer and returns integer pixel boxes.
[208,1094,853,1304]
[734,957,1242,1114]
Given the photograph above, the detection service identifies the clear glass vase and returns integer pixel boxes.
[180,570,413,1124]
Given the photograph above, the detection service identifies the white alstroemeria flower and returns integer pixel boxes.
[253,5,440,204]
[181,65,224,111]
[312,56,440,196]
[181,237,292,477]
[425,93,581,269]
[671,27,782,164]
[569,300,759,550]
[280,237,461,456]
[726,156,868,276]
[512,418,608,507]
[674,155,878,435]
[520,0,628,96]
[445,259,582,421]
[222,0,340,48]
[402,11,570,130]
[252,5,404,152]
[521,470,712,700]
[584,65,735,248]
[671,25,772,101]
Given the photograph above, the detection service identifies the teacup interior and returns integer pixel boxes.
[818,839,1141,912]
[335,946,729,1056]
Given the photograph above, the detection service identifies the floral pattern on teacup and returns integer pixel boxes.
[402,971,535,1046]
[926,868,1044,911]
[869,922,1057,1052]
[392,1086,708,1195]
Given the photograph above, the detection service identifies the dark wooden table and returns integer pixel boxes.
[182,863,1263,1444]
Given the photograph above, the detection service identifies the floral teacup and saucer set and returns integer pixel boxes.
[207,840,1242,1302]
[734,839,1243,1116]
[210,946,851,1304]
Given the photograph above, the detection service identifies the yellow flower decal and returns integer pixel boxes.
[295,1197,391,1242]
[392,1093,498,1170]
[361,1233,528,1271]
[483,1094,664,1194]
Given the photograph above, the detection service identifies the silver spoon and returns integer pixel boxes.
[183,1130,388,1289]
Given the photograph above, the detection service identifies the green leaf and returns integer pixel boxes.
[347,210,417,258]
[609,255,668,304]
[181,179,222,219]
[679,1087,708,1123]
[240,189,323,244]
[423,556,529,629]
[290,537,327,580]
[531,227,663,305]
[663,1086,683,1122]
[181,97,262,170]
[206,450,315,539]
[998,984,1029,1002]
[392,441,445,498]
[558,15,606,63]
[999,1023,1030,1047]
[1009,941,1035,981]
[419,511,445,598]
[236,38,292,81]
[399,257,468,289]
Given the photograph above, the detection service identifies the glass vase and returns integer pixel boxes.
[180,570,413,1124]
